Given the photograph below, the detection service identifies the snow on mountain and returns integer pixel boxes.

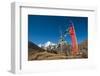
[38,41,56,48]
[38,44,42,47]
[44,41,56,47]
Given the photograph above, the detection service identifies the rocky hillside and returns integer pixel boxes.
[78,40,88,58]
[28,41,45,52]
[79,40,88,50]
[28,40,88,61]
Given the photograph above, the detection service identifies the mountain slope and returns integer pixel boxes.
[78,40,88,58]
[28,41,45,52]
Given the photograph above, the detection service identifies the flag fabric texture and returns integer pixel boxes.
[68,22,78,55]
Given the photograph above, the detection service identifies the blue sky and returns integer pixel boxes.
[28,15,88,45]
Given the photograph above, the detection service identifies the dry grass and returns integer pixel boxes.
[28,40,88,61]
[28,51,67,60]
[28,51,87,61]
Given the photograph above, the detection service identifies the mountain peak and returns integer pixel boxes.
[44,41,56,47]
[38,41,56,48]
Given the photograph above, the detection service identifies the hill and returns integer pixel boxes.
[28,41,45,52]
[78,40,88,58]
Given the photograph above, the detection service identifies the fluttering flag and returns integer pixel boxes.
[68,21,78,56]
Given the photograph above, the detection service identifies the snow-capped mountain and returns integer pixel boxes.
[38,44,42,47]
[38,41,57,50]
[44,41,56,47]
[38,41,56,47]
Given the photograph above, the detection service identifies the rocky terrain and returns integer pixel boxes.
[78,40,88,58]
[28,40,88,61]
